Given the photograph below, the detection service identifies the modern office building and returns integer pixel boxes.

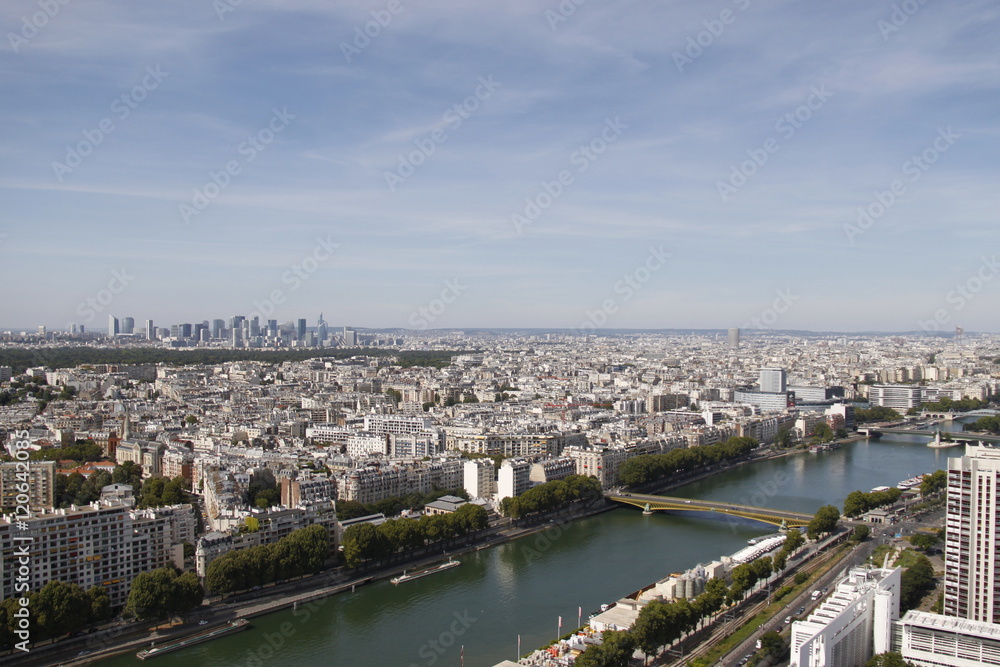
[121,317,134,334]
[868,385,922,410]
[759,367,787,394]
[728,327,740,349]
[464,458,496,499]
[145,319,155,340]
[789,566,901,667]
[108,315,119,337]
[897,610,1000,666]
[297,318,307,340]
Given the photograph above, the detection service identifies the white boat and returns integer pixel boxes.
[391,558,460,584]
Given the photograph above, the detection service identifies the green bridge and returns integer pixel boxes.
[606,492,814,528]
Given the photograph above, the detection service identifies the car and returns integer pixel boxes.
[784,615,792,624]
[739,658,749,665]
[755,639,762,649]
[685,500,692,504]
[798,606,805,615]
[198,620,209,626]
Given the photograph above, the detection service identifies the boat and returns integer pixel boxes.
[897,474,928,490]
[390,557,460,584]
[136,618,250,660]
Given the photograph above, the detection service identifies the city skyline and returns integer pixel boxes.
[2,1,998,332]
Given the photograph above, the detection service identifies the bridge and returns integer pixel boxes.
[856,426,1000,443]
[606,492,814,528]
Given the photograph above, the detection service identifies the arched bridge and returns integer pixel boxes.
[606,492,814,528]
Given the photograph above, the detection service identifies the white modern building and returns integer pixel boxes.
[759,367,787,394]
[464,458,496,499]
[497,458,531,500]
[944,443,1000,623]
[896,610,1000,666]
[789,566,901,667]
[868,385,922,410]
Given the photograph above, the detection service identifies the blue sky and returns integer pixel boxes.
[2,0,998,333]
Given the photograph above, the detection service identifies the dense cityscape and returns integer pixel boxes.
[1,324,1000,665]
[4,1,997,666]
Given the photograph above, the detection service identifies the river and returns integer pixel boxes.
[100,422,972,667]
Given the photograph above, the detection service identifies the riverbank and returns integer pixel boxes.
[39,444,811,666]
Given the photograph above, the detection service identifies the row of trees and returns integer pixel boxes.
[51,464,188,510]
[499,475,603,519]
[854,406,901,424]
[0,347,462,375]
[575,527,824,666]
[617,436,759,487]
[336,488,471,521]
[205,525,329,595]
[843,488,903,518]
[772,528,805,571]
[967,415,1000,434]
[0,580,112,645]
[342,504,489,568]
[28,440,103,462]
[918,396,991,413]
[125,567,204,622]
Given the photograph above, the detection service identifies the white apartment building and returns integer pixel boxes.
[563,445,631,489]
[0,501,178,608]
[464,458,496,499]
[944,443,1000,622]
[497,459,531,500]
[790,566,901,667]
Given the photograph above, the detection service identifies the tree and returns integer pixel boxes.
[909,532,938,552]
[33,580,90,639]
[852,525,871,542]
[867,651,915,667]
[112,461,143,487]
[87,586,113,624]
[343,523,391,568]
[899,554,935,612]
[759,630,783,656]
[126,568,180,621]
[920,470,946,496]
[807,505,840,540]
[812,422,834,443]
[776,425,794,449]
